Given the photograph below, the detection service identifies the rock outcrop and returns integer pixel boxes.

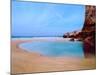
[63,5,96,57]
[82,5,96,57]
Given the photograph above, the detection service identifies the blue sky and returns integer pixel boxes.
[12,1,85,37]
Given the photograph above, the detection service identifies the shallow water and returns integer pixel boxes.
[20,41,84,58]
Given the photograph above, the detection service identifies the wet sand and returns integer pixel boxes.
[11,39,96,74]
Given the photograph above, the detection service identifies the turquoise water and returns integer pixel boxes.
[20,41,84,58]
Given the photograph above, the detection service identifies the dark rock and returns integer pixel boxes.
[82,5,96,57]
[70,38,74,41]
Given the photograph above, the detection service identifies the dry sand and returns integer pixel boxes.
[11,39,96,74]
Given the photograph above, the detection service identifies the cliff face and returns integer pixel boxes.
[63,5,96,57]
[82,5,96,57]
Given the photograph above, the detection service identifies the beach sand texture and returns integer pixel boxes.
[11,39,96,74]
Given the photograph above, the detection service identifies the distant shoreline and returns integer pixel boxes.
[11,37,80,42]
[11,36,63,38]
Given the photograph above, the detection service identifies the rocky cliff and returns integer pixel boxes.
[63,5,96,57]
[82,5,96,57]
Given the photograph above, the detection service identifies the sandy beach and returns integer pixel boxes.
[11,39,96,74]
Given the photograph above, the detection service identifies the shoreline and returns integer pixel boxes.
[12,37,79,41]
[11,38,96,74]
